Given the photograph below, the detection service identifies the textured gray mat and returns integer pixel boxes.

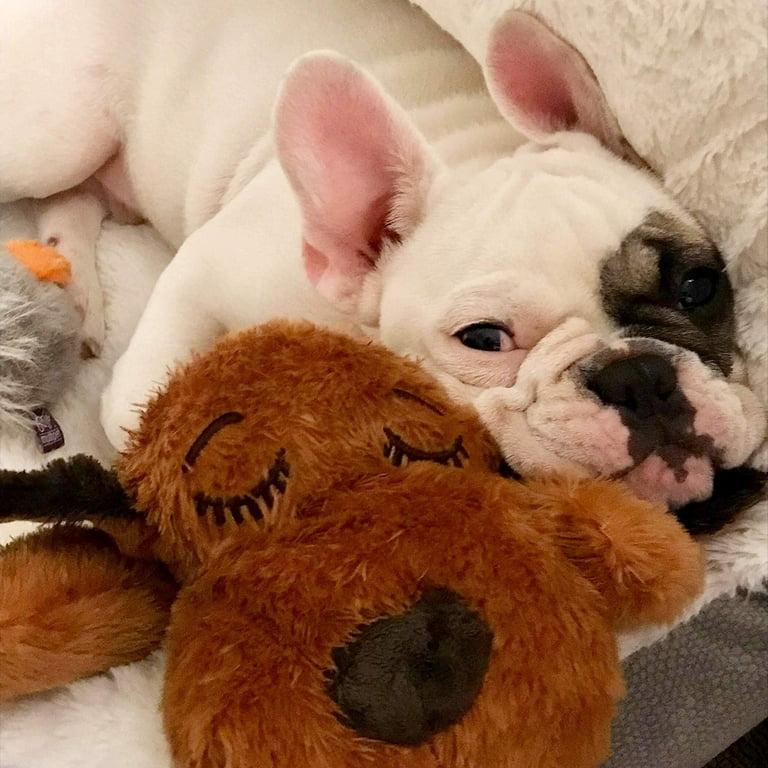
[603,592,768,768]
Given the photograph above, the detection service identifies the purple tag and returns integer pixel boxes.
[31,407,66,453]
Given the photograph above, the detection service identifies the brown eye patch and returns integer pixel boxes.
[383,428,468,468]
[193,448,290,526]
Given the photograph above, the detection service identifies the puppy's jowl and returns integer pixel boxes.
[0,0,763,526]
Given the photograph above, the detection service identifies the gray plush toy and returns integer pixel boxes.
[0,240,80,451]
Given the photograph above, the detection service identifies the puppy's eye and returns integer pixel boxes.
[677,267,719,310]
[455,323,514,352]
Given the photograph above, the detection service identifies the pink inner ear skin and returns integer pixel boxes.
[484,10,630,158]
[302,241,329,287]
[275,53,433,309]
[488,34,579,134]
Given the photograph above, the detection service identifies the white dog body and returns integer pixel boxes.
[1,0,472,352]
[0,0,764,516]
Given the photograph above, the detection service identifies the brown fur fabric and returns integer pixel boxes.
[0,320,704,766]
[116,321,503,580]
[165,471,702,768]
[0,525,175,700]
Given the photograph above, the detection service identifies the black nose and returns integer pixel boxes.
[326,588,492,746]
[586,354,681,419]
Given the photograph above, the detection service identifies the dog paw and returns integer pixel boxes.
[80,321,106,359]
[100,377,144,451]
[65,280,106,359]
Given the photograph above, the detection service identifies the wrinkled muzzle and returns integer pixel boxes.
[474,319,766,510]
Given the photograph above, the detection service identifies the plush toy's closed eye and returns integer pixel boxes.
[192,448,290,525]
[383,429,468,468]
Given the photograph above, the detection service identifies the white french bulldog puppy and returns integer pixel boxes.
[0,0,763,529]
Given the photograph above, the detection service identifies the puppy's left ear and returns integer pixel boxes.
[484,10,643,165]
[274,52,440,318]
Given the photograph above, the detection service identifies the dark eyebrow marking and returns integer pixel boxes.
[182,412,244,473]
[391,387,445,416]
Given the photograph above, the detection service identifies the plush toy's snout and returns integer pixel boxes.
[328,587,493,746]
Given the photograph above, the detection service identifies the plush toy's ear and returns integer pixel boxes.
[528,477,704,630]
[0,454,159,562]
[274,52,439,316]
[484,11,642,165]
[0,454,135,524]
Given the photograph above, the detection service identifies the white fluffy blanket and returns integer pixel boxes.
[0,1,765,766]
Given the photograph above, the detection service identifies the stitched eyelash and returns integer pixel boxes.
[383,428,468,468]
[193,448,290,526]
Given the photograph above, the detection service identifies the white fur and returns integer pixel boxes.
[0,1,765,765]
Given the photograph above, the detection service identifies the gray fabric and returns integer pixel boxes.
[604,592,768,768]
[0,258,80,430]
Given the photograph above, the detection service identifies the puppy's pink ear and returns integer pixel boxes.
[274,52,438,315]
[485,11,632,161]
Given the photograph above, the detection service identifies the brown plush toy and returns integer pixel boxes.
[0,320,704,768]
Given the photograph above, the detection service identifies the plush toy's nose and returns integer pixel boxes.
[326,588,492,746]
[586,353,685,421]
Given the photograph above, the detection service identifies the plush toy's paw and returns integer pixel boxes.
[326,588,493,746]
[528,476,706,630]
